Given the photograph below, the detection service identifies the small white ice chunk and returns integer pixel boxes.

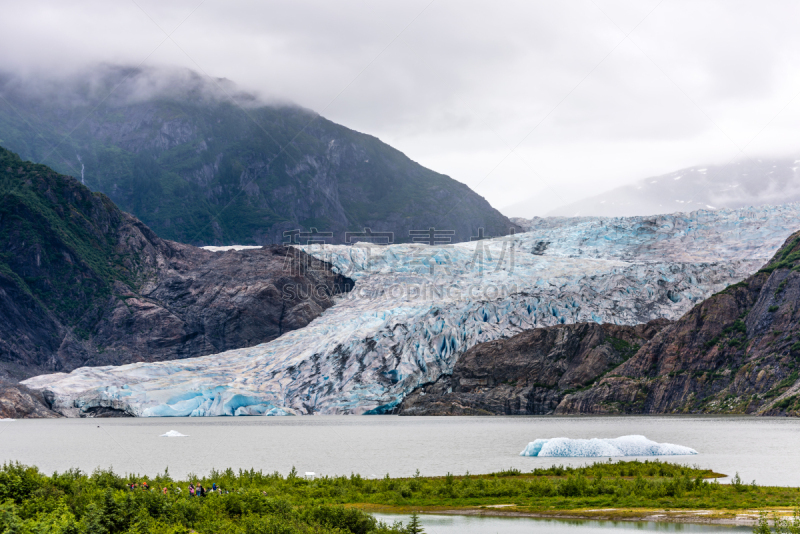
[160,430,188,437]
[520,435,697,457]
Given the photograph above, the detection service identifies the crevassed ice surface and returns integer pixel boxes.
[22,204,800,417]
[519,435,698,457]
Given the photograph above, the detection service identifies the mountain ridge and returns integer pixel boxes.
[0,66,517,245]
[542,157,800,218]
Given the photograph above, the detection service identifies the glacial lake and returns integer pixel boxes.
[0,415,797,487]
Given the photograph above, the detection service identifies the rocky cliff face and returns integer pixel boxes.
[398,320,669,415]
[0,383,60,419]
[400,230,800,417]
[0,67,517,245]
[0,146,352,385]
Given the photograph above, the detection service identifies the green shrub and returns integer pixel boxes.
[1,459,799,532]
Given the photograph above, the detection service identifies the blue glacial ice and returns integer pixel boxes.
[20,204,800,417]
[520,435,698,457]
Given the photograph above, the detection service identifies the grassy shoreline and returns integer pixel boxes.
[1,460,797,532]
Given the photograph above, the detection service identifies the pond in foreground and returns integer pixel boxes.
[372,513,751,533]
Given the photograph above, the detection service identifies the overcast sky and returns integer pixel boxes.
[2,0,800,213]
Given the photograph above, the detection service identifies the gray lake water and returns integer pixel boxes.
[0,415,796,486]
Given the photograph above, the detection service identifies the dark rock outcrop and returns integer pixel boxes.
[0,146,353,384]
[0,383,60,418]
[398,320,669,415]
[54,244,352,372]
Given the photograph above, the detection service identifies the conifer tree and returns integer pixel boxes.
[406,512,425,534]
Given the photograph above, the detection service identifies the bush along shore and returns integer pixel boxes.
[0,460,799,533]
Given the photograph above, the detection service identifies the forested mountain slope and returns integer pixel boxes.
[0,67,516,245]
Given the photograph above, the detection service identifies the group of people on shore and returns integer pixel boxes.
[126,481,227,496]
[188,482,225,496]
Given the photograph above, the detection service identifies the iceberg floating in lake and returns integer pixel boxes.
[159,430,188,437]
[520,435,698,457]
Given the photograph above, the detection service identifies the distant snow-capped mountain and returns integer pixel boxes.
[545,157,800,217]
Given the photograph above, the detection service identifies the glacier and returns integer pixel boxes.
[20,204,800,417]
[520,435,698,457]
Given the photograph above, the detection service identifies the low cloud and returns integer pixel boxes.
[2,0,799,213]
